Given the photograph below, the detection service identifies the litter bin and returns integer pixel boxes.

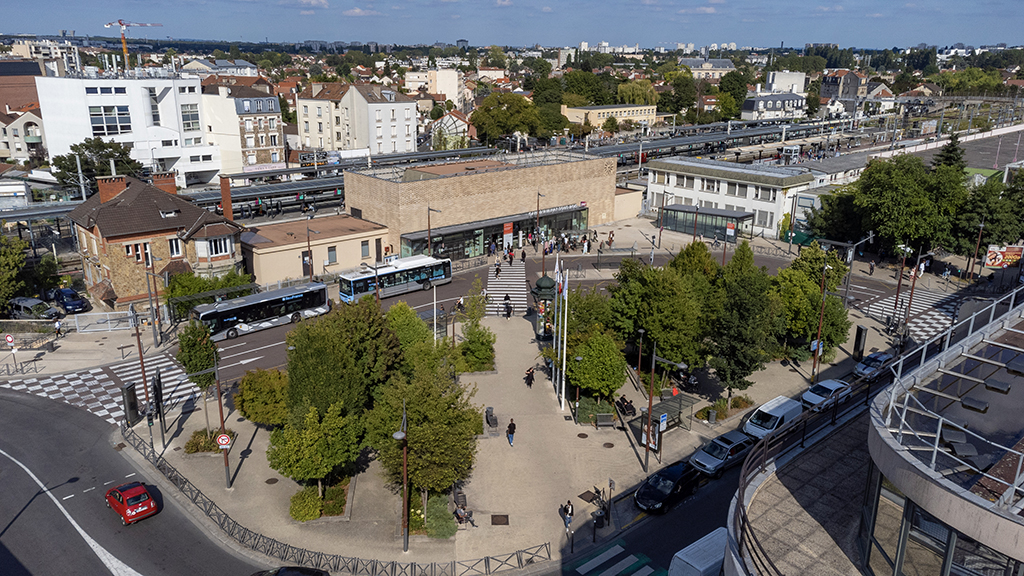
[708,410,717,424]
[592,509,605,529]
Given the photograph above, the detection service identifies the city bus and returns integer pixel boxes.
[337,255,452,303]
[190,282,331,341]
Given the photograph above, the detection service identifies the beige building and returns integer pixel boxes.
[295,82,417,156]
[240,214,388,286]
[342,150,616,259]
[560,104,657,129]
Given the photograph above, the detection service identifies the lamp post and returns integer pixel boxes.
[892,244,911,315]
[644,340,657,473]
[636,328,645,373]
[811,264,832,384]
[537,191,546,274]
[427,205,441,256]
[392,401,409,553]
[903,249,935,335]
[305,216,320,283]
[144,254,163,347]
[129,304,153,452]
[966,219,985,282]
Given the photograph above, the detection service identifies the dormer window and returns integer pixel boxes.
[160,210,179,218]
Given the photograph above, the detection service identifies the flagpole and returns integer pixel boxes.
[560,273,568,412]
[552,254,561,404]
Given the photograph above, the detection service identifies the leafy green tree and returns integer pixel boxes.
[617,80,659,106]
[485,45,507,68]
[669,240,719,281]
[522,56,552,78]
[429,105,446,120]
[707,242,777,397]
[286,297,400,418]
[267,403,361,497]
[806,78,822,116]
[566,287,613,335]
[931,132,966,173]
[788,241,849,292]
[670,74,697,112]
[856,156,940,249]
[385,301,433,376]
[563,70,605,105]
[365,343,478,493]
[537,103,569,139]
[279,95,296,124]
[602,116,619,134]
[456,277,495,372]
[236,369,289,427]
[531,77,564,106]
[176,321,220,433]
[51,138,143,193]
[719,70,751,112]
[0,233,28,308]
[469,93,541,145]
[716,92,739,119]
[566,329,627,402]
[806,185,864,242]
[165,269,253,319]
[950,179,1024,256]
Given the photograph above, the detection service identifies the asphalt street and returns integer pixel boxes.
[0,389,263,576]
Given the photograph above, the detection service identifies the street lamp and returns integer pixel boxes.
[636,328,645,373]
[812,263,833,384]
[426,205,441,256]
[892,244,911,315]
[537,191,546,274]
[967,218,986,282]
[144,254,163,347]
[903,249,935,342]
[645,339,657,473]
[392,400,409,553]
[305,216,320,283]
[128,304,153,452]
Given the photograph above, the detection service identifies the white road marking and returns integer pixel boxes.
[83,487,95,493]
[217,343,248,351]
[124,473,136,478]
[220,341,284,360]
[62,494,75,500]
[0,448,145,576]
[219,356,265,370]
[103,480,115,485]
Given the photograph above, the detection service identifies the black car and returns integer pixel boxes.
[633,460,703,513]
[48,288,90,314]
[250,568,329,576]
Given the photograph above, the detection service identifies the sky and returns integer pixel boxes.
[5,0,1022,50]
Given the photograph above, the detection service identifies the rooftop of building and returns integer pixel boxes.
[646,156,816,187]
[566,104,656,111]
[240,214,385,249]
[346,150,599,183]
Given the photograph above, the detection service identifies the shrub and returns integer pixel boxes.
[408,490,426,534]
[695,398,729,421]
[573,394,614,425]
[290,486,322,521]
[235,368,289,427]
[458,323,496,372]
[322,479,349,516]
[424,494,457,539]
[183,429,235,453]
[731,394,754,410]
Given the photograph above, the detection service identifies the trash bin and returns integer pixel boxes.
[592,509,605,529]
[708,410,717,424]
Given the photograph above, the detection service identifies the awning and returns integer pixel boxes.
[401,204,586,241]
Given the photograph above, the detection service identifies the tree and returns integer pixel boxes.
[469,93,541,145]
[365,343,478,493]
[176,321,220,433]
[931,132,966,173]
[537,103,569,139]
[279,95,296,124]
[385,301,433,375]
[457,278,495,372]
[165,269,253,320]
[0,233,28,309]
[531,77,564,106]
[236,369,289,427]
[669,240,718,281]
[950,179,1023,256]
[267,403,361,497]
[485,45,507,69]
[286,297,400,418]
[566,286,613,335]
[716,92,739,119]
[51,138,144,193]
[563,70,605,105]
[856,156,942,249]
[806,185,864,242]
[670,74,697,112]
[602,116,619,134]
[719,70,751,112]
[617,80,659,106]
[566,329,627,401]
[429,104,446,121]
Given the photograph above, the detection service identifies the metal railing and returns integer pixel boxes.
[73,311,134,332]
[119,423,551,574]
[731,281,1024,575]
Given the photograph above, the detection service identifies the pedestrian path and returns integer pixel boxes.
[486,259,529,316]
[861,288,959,344]
[564,541,662,576]
[0,353,196,425]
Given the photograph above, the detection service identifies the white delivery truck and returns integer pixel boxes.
[668,526,727,576]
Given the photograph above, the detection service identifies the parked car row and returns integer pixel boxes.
[5,288,90,320]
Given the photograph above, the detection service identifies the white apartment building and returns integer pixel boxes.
[645,157,815,238]
[36,76,221,188]
[0,110,46,163]
[403,69,466,110]
[11,39,82,73]
[295,83,416,156]
[201,84,285,175]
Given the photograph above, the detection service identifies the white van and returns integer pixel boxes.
[669,527,727,576]
[742,395,804,439]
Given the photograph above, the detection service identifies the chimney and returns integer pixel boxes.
[219,175,234,221]
[96,175,127,204]
[151,171,177,195]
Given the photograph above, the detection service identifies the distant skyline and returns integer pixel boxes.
[5,0,1021,51]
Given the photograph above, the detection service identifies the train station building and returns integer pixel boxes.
[342,150,621,260]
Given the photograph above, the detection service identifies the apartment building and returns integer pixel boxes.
[560,104,657,128]
[820,69,869,100]
[201,84,285,175]
[0,109,46,163]
[295,82,416,156]
[678,57,736,80]
[403,68,466,110]
[11,39,82,74]
[36,75,221,188]
[741,93,807,121]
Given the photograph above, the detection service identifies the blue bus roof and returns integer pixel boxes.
[192,282,327,315]
[337,255,449,280]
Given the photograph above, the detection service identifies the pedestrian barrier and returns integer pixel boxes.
[73,311,134,333]
[119,423,551,574]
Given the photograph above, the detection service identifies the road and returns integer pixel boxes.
[0,388,263,576]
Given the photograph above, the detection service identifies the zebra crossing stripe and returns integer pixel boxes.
[597,556,640,576]
[576,545,625,574]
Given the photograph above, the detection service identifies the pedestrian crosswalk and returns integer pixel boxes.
[862,288,959,344]
[567,541,662,576]
[1,353,198,426]
[486,259,529,317]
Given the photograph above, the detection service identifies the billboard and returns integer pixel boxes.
[984,245,1023,269]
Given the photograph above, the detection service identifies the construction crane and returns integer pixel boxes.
[104,19,162,72]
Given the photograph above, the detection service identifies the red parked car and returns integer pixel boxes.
[104,482,158,525]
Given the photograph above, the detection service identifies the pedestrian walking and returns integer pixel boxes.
[563,500,574,528]
[495,264,501,279]
[525,366,535,388]
[54,318,62,338]
[869,260,875,276]
[521,249,526,264]
[504,293,512,319]
[506,419,516,447]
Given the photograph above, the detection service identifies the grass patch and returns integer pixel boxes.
[731,394,754,411]
[183,429,236,453]
[425,494,457,539]
[694,394,754,421]
[574,395,616,425]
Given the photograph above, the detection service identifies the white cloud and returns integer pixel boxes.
[815,4,844,11]
[289,0,329,7]
[451,13,460,18]
[344,7,381,15]
[708,0,725,3]
[865,12,883,17]
[678,6,715,13]
[300,9,315,14]
[542,5,552,11]
[496,0,512,5]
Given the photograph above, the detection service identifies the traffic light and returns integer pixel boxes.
[152,369,164,422]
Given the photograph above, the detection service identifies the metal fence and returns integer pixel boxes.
[73,311,134,332]
[118,423,551,574]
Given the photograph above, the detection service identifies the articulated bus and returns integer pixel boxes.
[337,255,452,303]
[191,283,331,341]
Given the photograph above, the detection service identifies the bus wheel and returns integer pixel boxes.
[227,328,238,339]
[291,313,301,323]
[423,280,431,291]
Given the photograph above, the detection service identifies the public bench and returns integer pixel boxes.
[594,413,616,429]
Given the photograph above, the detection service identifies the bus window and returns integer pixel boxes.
[339,278,352,297]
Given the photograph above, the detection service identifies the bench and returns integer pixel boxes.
[594,413,616,429]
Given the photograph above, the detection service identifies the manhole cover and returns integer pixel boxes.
[265,478,279,485]
[236,417,245,422]
[173,447,182,451]
[491,514,509,525]
[101,337,108,340]
[578,433,588,439]
[603,443,614,448]
[114,443,125,451]
[564,415,573,421]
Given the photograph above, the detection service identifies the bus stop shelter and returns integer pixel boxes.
[658,205,754,244]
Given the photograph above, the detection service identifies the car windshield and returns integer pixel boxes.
[126,492,149,506]
[702,441,729,460]
[808,384,834,397]
[30,303,51,315]
[749,410,779,429]
[648,474,676,496]
[864,356,885,368]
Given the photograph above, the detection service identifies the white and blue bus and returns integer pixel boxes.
[191,283,331,341]
[338,255,452,303]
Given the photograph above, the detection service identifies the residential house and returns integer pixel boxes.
[477,67,507,82]
[68,174,244,312]
[35,75,221,188]
[295,82,416,155]
[697,95,719,112]
[0,108,46,164]
[200,75,274,94]
[560,104,657,128]
[403,68,466,111]
[201,84,285,175]
[820,70,868,100]
[678,57,736,80]
[740,93,806,121]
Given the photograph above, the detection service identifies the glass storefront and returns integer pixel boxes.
[658,205,754,244]
[400,206,589,260]
[860,463,1024,576]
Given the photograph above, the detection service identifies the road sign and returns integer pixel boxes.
[5,334,12,345]
[216,433,232,449]
[659,412,668,432]
[810,339,820,352]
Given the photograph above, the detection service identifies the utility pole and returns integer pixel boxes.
[130,305,153,452]
[75,154,87,201]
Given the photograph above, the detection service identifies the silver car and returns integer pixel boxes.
[854,352,893,381]
[801,379,852,412]
[690,430,755,478]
